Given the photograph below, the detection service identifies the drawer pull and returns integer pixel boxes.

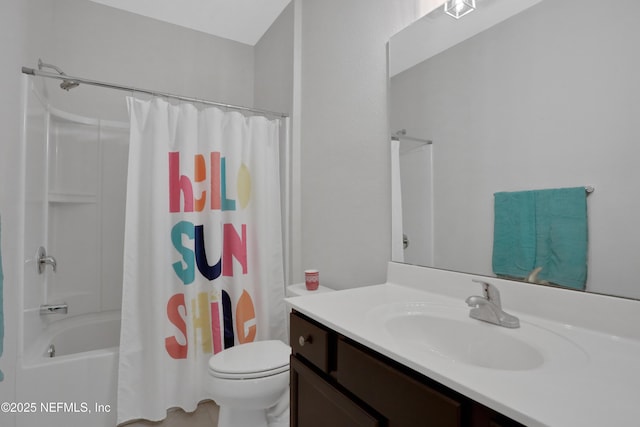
[299,335,313,346]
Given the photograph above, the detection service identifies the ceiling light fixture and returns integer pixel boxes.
[444,0,476,19]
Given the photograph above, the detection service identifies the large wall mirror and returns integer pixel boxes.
[389,0,640,300]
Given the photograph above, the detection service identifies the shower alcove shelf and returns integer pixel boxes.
[39,103,128,318]
[48,192,98,204]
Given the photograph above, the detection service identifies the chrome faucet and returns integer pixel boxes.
[465,279,520,328]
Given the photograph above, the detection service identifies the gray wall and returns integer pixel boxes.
[30,0,255,122]
[391,0,640,299]
[254,2,294,115]
[298,0,417,289]
[254,2,295,284]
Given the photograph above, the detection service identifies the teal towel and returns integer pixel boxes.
[492,187,588,290]
[492,191,537,278]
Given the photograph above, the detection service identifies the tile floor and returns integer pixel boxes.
[119,400,219,427]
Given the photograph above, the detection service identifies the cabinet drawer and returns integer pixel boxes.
[291,356,381,427]
[290,312,331,373]
[337,338,462,427]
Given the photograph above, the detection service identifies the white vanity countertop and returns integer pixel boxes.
[286,264,640,427]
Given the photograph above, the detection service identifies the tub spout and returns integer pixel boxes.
[40,303,68,315]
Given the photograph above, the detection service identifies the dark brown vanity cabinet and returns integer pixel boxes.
[290,311,524,427]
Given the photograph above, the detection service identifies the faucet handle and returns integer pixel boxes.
[472,279,502,307]
[36,246,57,274]
[470,279,519,328]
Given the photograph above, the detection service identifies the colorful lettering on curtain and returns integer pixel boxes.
[165,151,256,359]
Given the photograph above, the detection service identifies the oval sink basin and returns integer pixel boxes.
[386,313,543,370]
[368,303,587,371]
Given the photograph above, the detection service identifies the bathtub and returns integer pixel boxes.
[16,311,121,427]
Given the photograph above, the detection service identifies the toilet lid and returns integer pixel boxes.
[208,340,291,380]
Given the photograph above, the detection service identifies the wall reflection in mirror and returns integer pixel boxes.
[389,0,640,300]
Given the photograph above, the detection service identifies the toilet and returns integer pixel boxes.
[208,283,333,427]
[208,340,291,427]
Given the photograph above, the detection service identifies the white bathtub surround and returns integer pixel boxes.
[16,311,120,427]
[286,262,640,427]
[118,98,287,424]
[15,79,129,427]
[24,310,120,364]
[20,79,129,350]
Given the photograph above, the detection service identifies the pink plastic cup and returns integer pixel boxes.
[304,270,319,291]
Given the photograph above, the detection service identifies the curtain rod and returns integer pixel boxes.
[392,129,432,144]
[391,135,433,144]
[21,66,289,119]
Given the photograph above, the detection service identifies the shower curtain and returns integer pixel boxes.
[117,98,286,424]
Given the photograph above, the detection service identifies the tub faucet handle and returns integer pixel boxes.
[36,246,57,274]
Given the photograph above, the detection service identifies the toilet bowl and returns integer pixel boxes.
[208,340,291,427]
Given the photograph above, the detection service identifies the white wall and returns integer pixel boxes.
[298,0,418,289]
[391,0,640,299]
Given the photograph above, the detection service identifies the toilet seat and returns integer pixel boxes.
[208,340,291,380]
